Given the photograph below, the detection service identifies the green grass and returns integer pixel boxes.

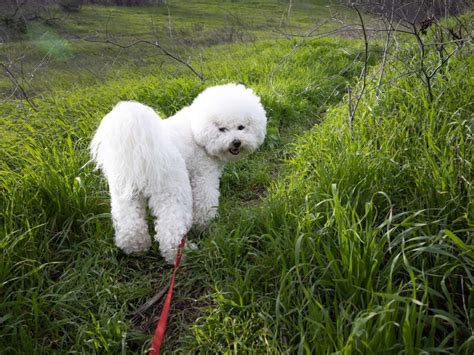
[1,35,374,353]
[181,53,473,352]
[1,2,473,354]
[1,0,355,95]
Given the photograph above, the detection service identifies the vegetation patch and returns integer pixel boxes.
[1,1,472,353]
[1,35,374,352]
[181,45,473,353]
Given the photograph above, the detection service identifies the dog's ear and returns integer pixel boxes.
[190,113,213,148]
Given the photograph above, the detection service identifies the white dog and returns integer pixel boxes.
[90,83,267,264]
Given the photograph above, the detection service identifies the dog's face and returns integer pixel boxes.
[191,84,267,161]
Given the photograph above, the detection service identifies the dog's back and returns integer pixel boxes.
[90,101,182,199]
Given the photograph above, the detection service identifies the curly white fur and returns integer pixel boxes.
[90,83,267,264]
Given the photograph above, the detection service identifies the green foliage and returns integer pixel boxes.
[1,3,472,353]
[1,0,346,95]
[180,41,473,353]
[0,36,369,353]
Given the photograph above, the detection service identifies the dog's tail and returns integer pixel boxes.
[90,101,170,199]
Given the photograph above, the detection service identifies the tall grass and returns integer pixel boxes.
[178,38,473,353]
[0,37,372,353]
[1,7,472,352]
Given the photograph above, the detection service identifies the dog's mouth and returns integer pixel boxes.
[229,147,241,155]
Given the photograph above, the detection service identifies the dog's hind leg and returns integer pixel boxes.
[148,173,193,265]
[110,194,151,254]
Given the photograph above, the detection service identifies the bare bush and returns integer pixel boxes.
[347,0,472,105]
[348,0,472,23]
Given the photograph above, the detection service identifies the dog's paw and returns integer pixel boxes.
[116,232,152,254]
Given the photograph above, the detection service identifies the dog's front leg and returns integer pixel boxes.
[191,169,221,229]
[148,165,193,265]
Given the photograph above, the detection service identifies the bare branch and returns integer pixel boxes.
[347,5,369,129]
[376,15,394,97]
[76,36,206,81]
[12,0,28,18]
[411,22,433,101]
[0,62,37,110]
[429,46,460,79]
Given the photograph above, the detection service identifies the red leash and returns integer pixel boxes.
[149,237,186,355]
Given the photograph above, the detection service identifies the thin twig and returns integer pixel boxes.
[412,22,433,101]
[376,17,393,98]
[0,63,37,110]
[429,45,459,79]
[12,0,27,18]
[268,20,336,97]
[76,36,205,81]
[347,5,369,129]
[130,285,169,325]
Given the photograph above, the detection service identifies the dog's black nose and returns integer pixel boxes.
[232,139,241,148]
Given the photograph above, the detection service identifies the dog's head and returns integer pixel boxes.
[190,83,267,161]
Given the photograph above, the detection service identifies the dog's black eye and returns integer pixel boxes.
[238,125,245,130]
[219,127,228,132]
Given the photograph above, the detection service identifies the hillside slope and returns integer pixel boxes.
[0,7,472,354]
[177,31,473,354]
[0,37,372,353]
